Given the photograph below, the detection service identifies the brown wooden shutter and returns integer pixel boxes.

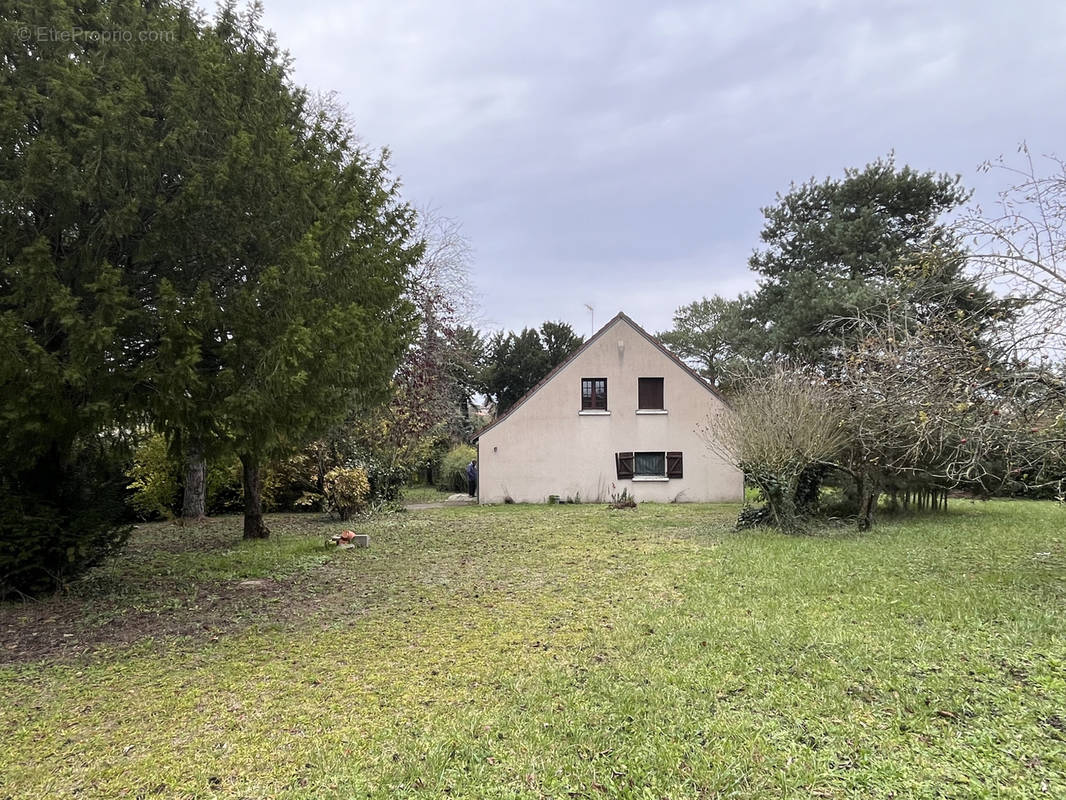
[616,452,634,479]
[666,451,683,479]
[638,378,664,410]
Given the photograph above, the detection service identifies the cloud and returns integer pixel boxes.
[201,0,1066,335]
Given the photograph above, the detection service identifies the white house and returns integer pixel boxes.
[473,313,743,504]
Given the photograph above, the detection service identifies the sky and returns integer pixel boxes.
[199,0,1066,337]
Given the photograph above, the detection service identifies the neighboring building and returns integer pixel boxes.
[472,312,743,504]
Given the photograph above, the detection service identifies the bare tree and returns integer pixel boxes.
[410,207,477,326]
[700,366,847,531]
[706,306,1065,533]
[346,207,480,478]
[832,308,1065,527]
[963,144,1066,362]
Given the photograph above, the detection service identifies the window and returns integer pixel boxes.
[581,378,607,410]
[638,377,664,410]
[616,451,683,479]
[634,451,665,476]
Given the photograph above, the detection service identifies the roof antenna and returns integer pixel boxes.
[583,303,594,337]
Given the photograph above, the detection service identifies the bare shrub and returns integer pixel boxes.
[701,367,847,531]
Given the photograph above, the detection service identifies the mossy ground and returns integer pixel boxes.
[1,501,1063,798]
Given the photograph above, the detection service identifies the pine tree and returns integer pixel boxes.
[744,155,1002,366]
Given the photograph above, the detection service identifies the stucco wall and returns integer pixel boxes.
[476,317,743,504]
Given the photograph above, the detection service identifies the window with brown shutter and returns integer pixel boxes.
[637,377,664,410]
[666,451,683,479]
[582,378,607,410]
[618,451,682,479]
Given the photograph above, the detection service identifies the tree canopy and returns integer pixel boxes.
[746,156,998,366]
[663,156,1010,383]
[482,322,584,413]
[1,0,421,594]
[657,295,749,384]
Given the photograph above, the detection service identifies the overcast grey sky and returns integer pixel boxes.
[209,0,1066,336]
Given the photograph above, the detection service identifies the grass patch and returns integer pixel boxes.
[401,484,456,504]
[1,501,1063,798]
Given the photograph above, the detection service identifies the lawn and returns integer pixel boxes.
[1,501,1063,799]
[401,484,459,504]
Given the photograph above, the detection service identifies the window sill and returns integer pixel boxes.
[632,476,669,482]
[578,410,611,416]
[635,409,668,415]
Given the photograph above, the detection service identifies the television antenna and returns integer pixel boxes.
[583,304,594,336]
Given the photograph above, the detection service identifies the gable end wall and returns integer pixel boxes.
[477,318,743,503]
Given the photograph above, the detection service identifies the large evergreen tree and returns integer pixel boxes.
[144,3,420,539]
[0,0,199,594]
[1,0,420,594]
[745,156,998,365]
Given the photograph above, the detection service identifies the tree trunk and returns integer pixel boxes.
[763,472,801,533]
[182,439,207,520]
[241,453,270,539]
[315,446,326,494]
[856,473,879,532]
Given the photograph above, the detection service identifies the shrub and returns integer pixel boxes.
[439,445,476,491]
[701,367,846,532]
[735,504,773,529]
[362,457,408,502]
[1,439,132,599]
[126,434,182,520]
[322,467,371,520]
[607,487,637,510]
[205,459,245,515]
[125,437,275,520]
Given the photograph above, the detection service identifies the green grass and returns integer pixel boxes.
[401,484,456,504]
[1,501,1063,798]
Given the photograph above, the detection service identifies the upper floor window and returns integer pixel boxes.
[638,377,664,410]
[581,377,607,410]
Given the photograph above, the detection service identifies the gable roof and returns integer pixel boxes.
[472,311,728,442]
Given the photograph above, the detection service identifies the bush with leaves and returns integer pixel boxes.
[126,434,182,520]
[321,467,371,520]
[204,458,286,516]
[439,445,476,492]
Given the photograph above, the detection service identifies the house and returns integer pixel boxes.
[472,312,743,504]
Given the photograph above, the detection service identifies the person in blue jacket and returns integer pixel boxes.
[466,459,478,497]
